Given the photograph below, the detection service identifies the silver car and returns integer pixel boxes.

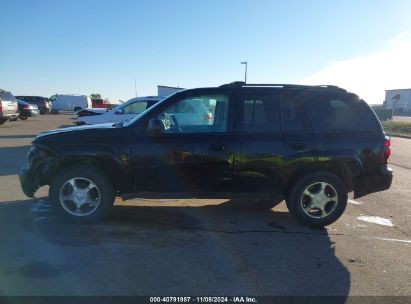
[0,89,19,124]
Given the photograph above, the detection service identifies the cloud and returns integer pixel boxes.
[300,34,411,104]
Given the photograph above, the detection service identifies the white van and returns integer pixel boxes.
[50,94,92,112]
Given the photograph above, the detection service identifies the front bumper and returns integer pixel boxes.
[19,167,39,198]
[19,146,52,198]
[353,166,393,199]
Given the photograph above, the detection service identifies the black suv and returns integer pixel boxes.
[19,82,393,227]
[15,96,51,114]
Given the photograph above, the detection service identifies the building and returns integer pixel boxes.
[157,85,184,97]
[385,89,411,113]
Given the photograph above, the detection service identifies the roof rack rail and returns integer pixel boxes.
[219,82,346,92]
[219,81,246,88]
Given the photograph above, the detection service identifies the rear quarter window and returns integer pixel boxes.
[303,92,380,133]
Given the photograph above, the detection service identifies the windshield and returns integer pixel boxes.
[121,97,170,127]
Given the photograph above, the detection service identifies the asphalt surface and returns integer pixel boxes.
[0,114,409,297]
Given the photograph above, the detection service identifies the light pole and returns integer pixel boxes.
[241,61,247,83]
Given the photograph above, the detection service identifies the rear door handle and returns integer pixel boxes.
[209,144,225,151]
[289,142,307,151]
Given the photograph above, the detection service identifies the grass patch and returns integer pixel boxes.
[382,121,411,138]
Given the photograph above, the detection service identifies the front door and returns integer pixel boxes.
[130,91,234,196]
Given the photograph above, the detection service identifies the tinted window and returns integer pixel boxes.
[0,91,16,102]
[281,101,305,131]
[241,92,280,133]
[304,92,379,132]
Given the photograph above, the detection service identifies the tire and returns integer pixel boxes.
[74,107,82,112]
[286,172,347,227]
[19,115,28,120]
[49,165,115,223]
[0,119,6,125]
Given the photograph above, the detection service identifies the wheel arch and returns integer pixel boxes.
[285,160,361,199]
[45,156,130,195]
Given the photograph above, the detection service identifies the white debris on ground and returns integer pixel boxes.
[357,215,394,227]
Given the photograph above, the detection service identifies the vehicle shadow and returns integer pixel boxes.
[0,145,32,176]
[0,198,350,298]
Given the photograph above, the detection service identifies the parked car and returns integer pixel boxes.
[0,89,19,124]
[91,98,118,109]
[49,94,92,112]
[15,96,51,114]
[16,99,39,120]
[77,96,163,125]
[75,107,111,117]
[19,82,393,227]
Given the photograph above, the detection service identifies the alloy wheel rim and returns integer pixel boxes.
[59,177,101,216]
[300,182,338,219]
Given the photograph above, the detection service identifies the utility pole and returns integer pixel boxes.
[134,78,137,97]
[241,61,248,83]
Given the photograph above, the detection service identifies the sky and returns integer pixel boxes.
[1,0,411,103]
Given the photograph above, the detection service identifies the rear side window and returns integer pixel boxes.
[0,91,16,102]
[280,90,306,132]
[303,92,379,132]
[122,101,149,114]
[240,92,280,133]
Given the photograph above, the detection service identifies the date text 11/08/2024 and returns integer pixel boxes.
[149,297,257,303]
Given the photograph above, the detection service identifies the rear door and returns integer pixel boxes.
[233,88,287,198]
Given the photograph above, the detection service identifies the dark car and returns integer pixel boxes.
[16,99,39,120]
[15,96,51,114]
[0,89,19,124]
[19,82,393,227]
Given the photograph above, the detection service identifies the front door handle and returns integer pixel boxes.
[209,144,225,151]
[289,142,307,151]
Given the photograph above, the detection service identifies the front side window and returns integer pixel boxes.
[155,94,229,133]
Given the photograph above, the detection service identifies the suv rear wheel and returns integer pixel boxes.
[49,165,115,222]
[286,172,347,227]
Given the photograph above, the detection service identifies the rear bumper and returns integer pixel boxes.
[354,166,393,199]
[0,113,18,120]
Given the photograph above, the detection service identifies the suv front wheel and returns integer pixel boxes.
[49,165,115,222]
[286,172,348,227]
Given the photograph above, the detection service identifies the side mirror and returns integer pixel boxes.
[115,109,123,114]
[147,118,165,135]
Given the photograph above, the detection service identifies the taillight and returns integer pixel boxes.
[0,102,2,112]
[380,137,391,164]
[23,104,30,109]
